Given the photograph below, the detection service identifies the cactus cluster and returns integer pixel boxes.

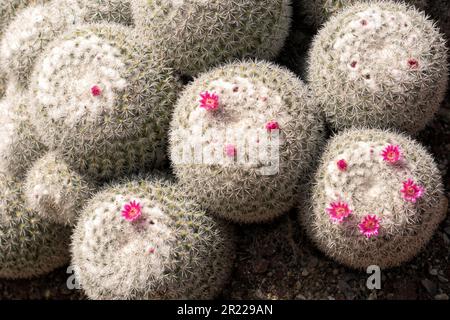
[169,60,325,223]
[299,0,428,28]
[72,175,235,299]
[307,1,448,134]
[299,129,447,269]
[131,0,292,76]
[0,0,448,299]
[0,0,133,88]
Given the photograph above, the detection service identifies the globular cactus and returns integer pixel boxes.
[169,61,325,223]
[0,90,46,179]
[131,0,292,76]
[298,0,427,28]
[307,1,448,134]
[299,128,447,269]
[0,175,71,279]
[24,152,94,226]
[0,0,133,88]
[71,175,235,299]
[29,23,181,182]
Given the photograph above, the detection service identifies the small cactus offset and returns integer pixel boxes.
[29,23,181,182]
[299,128,447,269]
[307,1,448,134]
[0,90,46,179]
[24,152,95,226]
[169,60,325,223]
[0,175,71,279]
[299,0,428,28]
[0,0,133,88]
[131,0,293,76]
[71,175,236,300]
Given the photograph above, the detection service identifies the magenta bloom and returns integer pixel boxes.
[91,85,102,97]
[337,159,348,172]
[225,144,237,157]
[121,200,142,221]
[408,58,419,69]
[358,215,381,238]
[400,179,424,203]
[265,121,279,132]
[199,91,219,111]
[381,144,402,164]
[326,201,352,223]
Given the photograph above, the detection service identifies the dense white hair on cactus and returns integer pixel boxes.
[307,0,448,134]
[0,0,133,88]
[299,128,447,269]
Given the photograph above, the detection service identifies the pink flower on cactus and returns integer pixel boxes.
[408,58,419,69]
[400,179,424,203]
[121,200,142,221]
[381,144,402,164]
[265,121,279,132]
[91,85,102,97]
[358,214,381,238]
[199,91,219,111]
[225,144,237,157]
[337,159,348,172]
[326,201,352,223]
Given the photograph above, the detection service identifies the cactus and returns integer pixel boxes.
[130,0,292,76]
[29,23,181,182]
[0,90,46,179]
[0,0,49,37]
[0,175,71,279]
[299,128,447,269]
[71,175,235,299]
[307,1,448,134]
[299,0,427,28]
[0,0,133,88]
[0,72,5,98]
[169,60,325,223]
[24,151,94,226]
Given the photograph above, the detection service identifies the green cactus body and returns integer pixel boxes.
[0,175,71,279]
[131,0,292,76]
[169,61,325,223]
[24,151,95,226]
[299,0,428,28]
[29,24,180,182]
[0,0,133,88]
[307,1,448,134]
[299,128,447,269]
[0,91,46,179]
[71,175,235,299]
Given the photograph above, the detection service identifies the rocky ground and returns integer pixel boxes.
[1,2,449,301]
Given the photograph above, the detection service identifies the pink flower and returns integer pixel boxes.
[358,215,381,238]
[400,179,424,203]
[337,159,348,172]
[265,121,279,132]
[225,144,237,157]
[326,201,352,223]
[121,200,142,221]
[199,91,219,111]
[91,85,102,97]
[408,58,419,69]
[381,144,402,164]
